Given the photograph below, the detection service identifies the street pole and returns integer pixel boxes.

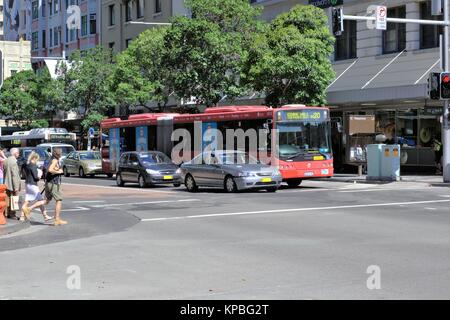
[443,0,450,182]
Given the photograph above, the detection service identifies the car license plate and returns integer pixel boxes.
[163,175,173,180]
[304,172,314,177]
[261,177,272,183]
[313,156,324,161]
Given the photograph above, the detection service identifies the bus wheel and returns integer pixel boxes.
[79,167,86,178]
[116,173,124,187]
[287,179,302,188]
[185,175,198,192]
[224,176,238,193]
[63,166,70,177]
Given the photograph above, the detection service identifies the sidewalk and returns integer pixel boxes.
[0,218,30,237]
[317,174,450,187]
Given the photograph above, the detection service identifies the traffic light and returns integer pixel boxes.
[428,72,441,100]
[332,7,344,37]
[441,72,450,99]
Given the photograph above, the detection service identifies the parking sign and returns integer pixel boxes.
[89,127,95,138]
[376,6,387,30]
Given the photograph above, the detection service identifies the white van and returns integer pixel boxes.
[37,143,76,160]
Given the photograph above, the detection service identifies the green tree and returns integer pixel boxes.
[111,27,170,112]
[163,0,262,107]
[62,46,116,130]
[0,70,47,128]
[244,5,335,107]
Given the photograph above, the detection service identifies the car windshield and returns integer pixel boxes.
[58,146,75,156]
[204,152,258,165]
[24,148,50,160]
[139,153,172,166]
[79,152,100,160]
[276,121,332,160]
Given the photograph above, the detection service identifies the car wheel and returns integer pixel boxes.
[79,167,86,178]
[266,187,278,193]
[107,173,113,178]
[287,179,302,188]
[63,166,70,177]
[138,175,147,188]
[224,176,238,193]
[116,173,124,187]
[185,174,198,192]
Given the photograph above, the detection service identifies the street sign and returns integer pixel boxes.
[89,127,95,138]
[424,106,443,115]
[376,6,387,30]
[309,0,343,9]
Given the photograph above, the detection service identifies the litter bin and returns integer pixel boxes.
[366,144,401,181]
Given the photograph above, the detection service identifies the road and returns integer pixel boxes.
[1,176,450,299]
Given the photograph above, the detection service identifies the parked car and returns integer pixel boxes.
[62,151,107,178]
[116,151,182,188]
[17,147,51,179]
[178,150,282,193]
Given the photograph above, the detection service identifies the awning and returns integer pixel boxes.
[327,49,442,105]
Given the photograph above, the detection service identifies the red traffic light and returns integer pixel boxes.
[443,75,450,83]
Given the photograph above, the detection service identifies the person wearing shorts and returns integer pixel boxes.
[44,148,67,226]
[21,152,53,222]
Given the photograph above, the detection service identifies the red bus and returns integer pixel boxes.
[100,105,333,186]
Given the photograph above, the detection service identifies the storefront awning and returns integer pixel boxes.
[327,49,442,105]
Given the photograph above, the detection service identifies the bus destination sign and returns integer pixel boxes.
[277,109,328,122]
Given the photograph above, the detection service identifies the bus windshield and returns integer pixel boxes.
[276,121,332,160]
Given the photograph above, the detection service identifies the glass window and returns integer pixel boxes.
[137,0,144,18]
[335,20,357,61]
[420,1,442,49]
[53,27,59,46]
[155,0,161,13]
[125,0,132,21]
[109,4,115,26]
[383,6,406,54]
[32,32,39,50]
[81,15,88,36]
[138,152,171,166]
[79,152,100,160]
[396,109,418,147]
[90,14,97,34]
[128,154,139,164]
[32,1,39,19]
[119,154,128,165]
[42,30,46,49]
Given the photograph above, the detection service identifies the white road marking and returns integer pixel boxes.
[63,183,178,194]
[338,187,424,193]
[424,207,437,211]
[72,200,106,203]
[141,199,450,222]
[90,199,201,208]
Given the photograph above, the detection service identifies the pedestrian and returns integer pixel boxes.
[432,135,443,174]
[44,148,67,226]
[3,148,21,219]
[0,146,7,184]
[20,152,53,222]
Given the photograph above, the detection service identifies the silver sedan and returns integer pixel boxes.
[177,150,282,193]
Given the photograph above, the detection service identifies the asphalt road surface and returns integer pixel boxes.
[1,176,450,299]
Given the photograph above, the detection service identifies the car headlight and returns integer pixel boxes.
[238,172,256,177]
[146,169,159,175]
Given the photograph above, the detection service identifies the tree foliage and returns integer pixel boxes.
[0,70,49,128]
[244,5,335,107]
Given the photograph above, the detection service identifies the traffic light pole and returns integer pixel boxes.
[336,5,450,183]
[443,0,450,182]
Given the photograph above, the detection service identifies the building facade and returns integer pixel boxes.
[0,38,31,80]
[100,0,187,53]
[3,0,32,41]
[1,3,4,40]
[251,0,447,171]
[27,0,100,62]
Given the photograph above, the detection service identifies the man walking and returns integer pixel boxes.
[4,148,21,219]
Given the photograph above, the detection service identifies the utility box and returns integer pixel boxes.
[366,144,383,178]
[366,144,401,181]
